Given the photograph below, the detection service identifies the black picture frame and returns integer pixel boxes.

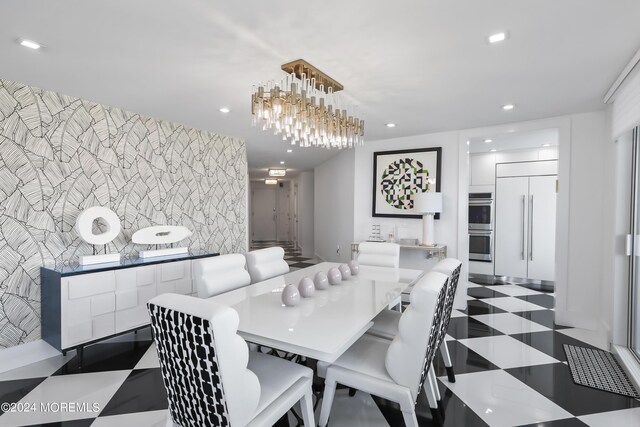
[372,147,442,219]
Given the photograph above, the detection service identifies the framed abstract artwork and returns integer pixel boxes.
[372,147,442,219]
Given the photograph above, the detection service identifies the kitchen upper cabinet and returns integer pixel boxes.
[470,153,496,186]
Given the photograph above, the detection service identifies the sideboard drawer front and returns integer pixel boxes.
[92,312,115,339]
[158,261,188,283]
[116,290,138,311]
[67,272,116,300]
[64,321,92,348]
[91,293,116,317]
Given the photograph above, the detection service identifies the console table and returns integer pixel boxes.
[350,242,447,261]
[41,251,219,365]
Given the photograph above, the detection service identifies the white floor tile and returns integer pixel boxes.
[491,285,543,297]
[0,370,130,426]
[91,409,169,427]
[0,354,72,381]
[578,407,640,426]
[459,335,559,369]
[482,297,547,313]
[472,313,550,335]
[445,334,455,341]
[467,282,483,288]
[557,328,609,351]
[320,389,389,427]
[444,370,572,427]
[134,344,159,370]
[450,309,466,318]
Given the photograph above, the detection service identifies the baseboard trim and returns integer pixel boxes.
[0,340,61,374]
[612,344,640,393]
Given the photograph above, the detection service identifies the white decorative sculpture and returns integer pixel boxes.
[75,206,121,266]
[132,225,192,259]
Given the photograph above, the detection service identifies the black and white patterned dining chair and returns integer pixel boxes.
[317,271,449,427]
[367,258,463,383]
[147,293,315,427]
[193,254,252,298]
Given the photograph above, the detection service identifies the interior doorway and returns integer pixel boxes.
[466,128,559,291]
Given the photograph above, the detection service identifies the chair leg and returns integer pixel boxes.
[428,368,441,401]
[401,409,419,427]
[423,376,439,410]
[318,378,337,427]
[440,344,456,383]
[299,387,315,427]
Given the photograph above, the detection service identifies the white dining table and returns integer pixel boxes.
[210,262,424,363]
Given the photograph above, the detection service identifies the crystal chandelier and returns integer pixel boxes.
[251,59,365,149]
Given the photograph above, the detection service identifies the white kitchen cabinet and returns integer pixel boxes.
[494,174,557,282]
[470,153,496,186]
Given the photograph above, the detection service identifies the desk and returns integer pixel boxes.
[211,262,423,363]
[350,242,447,261]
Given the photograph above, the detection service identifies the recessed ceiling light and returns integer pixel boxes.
[385,123,396,128]
[19,39,41,50]
[287,149,292,153]
[490,148,497,152]
[280,161,285,165]
[219,107,231,113]
[466,140,470,146]
[542,143,551,147]
[488,32,507,43]
[484,139,493,143]
[502,104,515,111]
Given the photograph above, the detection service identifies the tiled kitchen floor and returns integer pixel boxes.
[0,254,638,426]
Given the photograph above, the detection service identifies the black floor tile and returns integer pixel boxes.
[516,294,555,309]
[437,381,490,427]
[433,340,500,376]
[460,300,507,316]
[23,418,96,427]
[510,331,597,361]
[467,287,509,299]
[0,377,46,415]
[54,340,152,376]
[506,363,640,416]
[513,310,570,330]
[288,262,316,269]
[447,317,504,339]
[517,418,588,427]
[100,368,167,416]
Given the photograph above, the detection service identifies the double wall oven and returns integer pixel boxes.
[469,193,493,262]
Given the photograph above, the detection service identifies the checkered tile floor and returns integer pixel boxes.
[251,240,320,270]
[1,275,639,426]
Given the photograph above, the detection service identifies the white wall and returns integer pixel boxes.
[314,150,355,262]
[297,171,315,258]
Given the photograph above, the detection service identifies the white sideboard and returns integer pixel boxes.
[41,252,218,360]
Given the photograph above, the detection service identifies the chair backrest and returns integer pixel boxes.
[246,247,290,283]
[432,258,462,350]
[148,293,260,427]
[385,271,448,402]
[357,242,400,268]
[194,254,251,298]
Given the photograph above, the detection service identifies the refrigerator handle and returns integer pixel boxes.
[529,195,534,261]
[521,195,526,260]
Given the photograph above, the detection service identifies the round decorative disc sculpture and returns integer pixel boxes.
[314,271,329,290]
[338,264,351,280]
[281,284,301,306]
[348,260,360,275]
[328,267,342,285]
[298,277,315,298]
[75,206,121,245]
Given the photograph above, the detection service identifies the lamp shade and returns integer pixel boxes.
[414,192,442,214]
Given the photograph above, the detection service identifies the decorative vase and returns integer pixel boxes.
[338,264,351,280]
[328,267,342,285]
[281,284,301,306]
[298,277,315,298]
[314,271,329,290]
[348,260,359,275]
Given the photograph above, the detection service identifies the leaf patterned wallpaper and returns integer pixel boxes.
[0,78,248,348]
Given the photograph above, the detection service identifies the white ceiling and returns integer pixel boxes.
[1,1,639,180]
[468,128,559,153]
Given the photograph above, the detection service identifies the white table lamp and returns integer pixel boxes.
[414,192,442,246]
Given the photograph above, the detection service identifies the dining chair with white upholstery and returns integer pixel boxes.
[356,242,400,268]
[246,247,290,283]
[367,258,463,383]
[193,254,251,299]
[147,293,315,427]
[317,271,449,427]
